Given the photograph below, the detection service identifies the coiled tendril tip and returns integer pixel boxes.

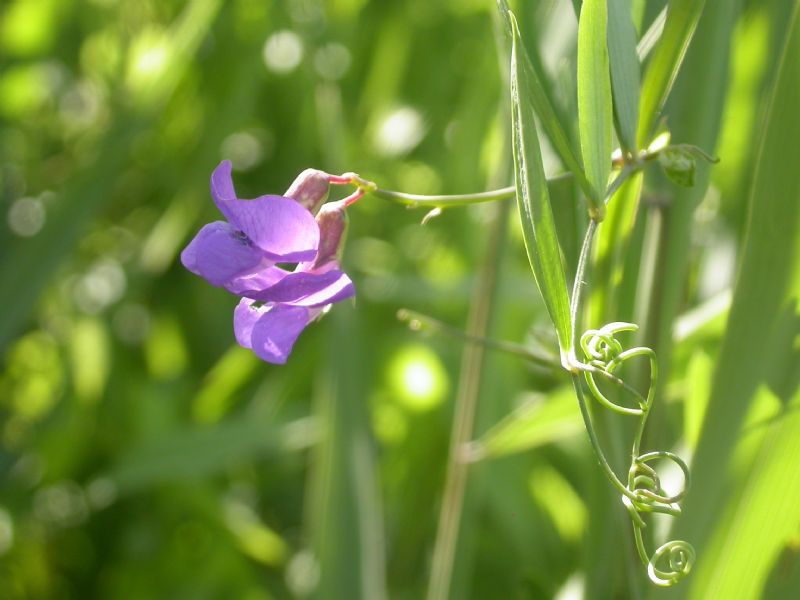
[578,322,695,586]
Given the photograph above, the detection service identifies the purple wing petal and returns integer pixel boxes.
[282,270,355,307]
[181,221,266,286]
[225,267,287,296]
[210,161,319,262]
[230,268,355,307]
[249,304,311,364]
[233,298,263,349]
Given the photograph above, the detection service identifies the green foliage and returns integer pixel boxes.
[509,12,574,363]
[1,1,799,599]
[577,0,613,213]
[637,0,706,145]
[607,0,641,152]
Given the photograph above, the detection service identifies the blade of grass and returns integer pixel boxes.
[636,7,666,61]
[508,12,573,364]
[426,169,512,600]
[587,172,644,327]
[640,0,744,451]
[666,4,800,593]
[307,308,389,600]
[107,415,317,494]
[690,386,800,600]
[578,0,613,210]
[465,386,582,461]
[427,17,516,591]
[637,0,706,146]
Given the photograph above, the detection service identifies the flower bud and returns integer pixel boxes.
[658,148,696,188]
[284,169,330,214]
[311,200,348,271]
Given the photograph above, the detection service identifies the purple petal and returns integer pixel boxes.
[181,221,266,286]
[210,161,319,262]
[233,298,262,349]
[282,270,355,307]
[229,268,355,307]
[225,267,287,296]
[250,304,311,364]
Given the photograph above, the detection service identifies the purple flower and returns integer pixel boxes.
[181,161,355,363]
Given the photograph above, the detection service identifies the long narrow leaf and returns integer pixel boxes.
[690,388,800,600]
[467,387,582,461]
[108,416,317,493]
[608,0,641,152]
[578,0,613,210]
[308,309,388,600]
[640,0,744,451]
[637,0,706,145]
[497,2,594,205]
[668,6,800,597]
[509,12,573,362]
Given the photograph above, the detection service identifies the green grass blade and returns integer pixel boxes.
[668,5,800,593]
[509,12,573,362]
[467,387,582,461]
[578,0,613,211]
[608,0,641,152]
[637,0,706,145]
[689,388,800,600]
[307,309,389,600]
[638,0,744,452]
[107,416,317,494]
[587,172,643,327]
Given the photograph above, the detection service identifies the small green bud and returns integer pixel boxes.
[658,147,696,187]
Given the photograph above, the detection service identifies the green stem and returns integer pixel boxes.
[571,374,632,498]
[397,308,562,370]
[570,219,598,351]
[426,201,510,600]
[568,219,634,499]
[398,308,648,405]
[373,185,514,207]
[370,172,572,208]
[339,142,681,212]
[605,164,637,203]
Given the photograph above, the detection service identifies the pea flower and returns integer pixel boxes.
[181,161,355,363]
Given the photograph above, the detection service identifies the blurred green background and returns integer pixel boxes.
[1,1,798,599]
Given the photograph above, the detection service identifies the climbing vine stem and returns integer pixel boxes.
[336,146,698,587]
[567,172,695,587]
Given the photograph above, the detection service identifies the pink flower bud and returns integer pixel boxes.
[284,169,330,214]
[310,200,348,272]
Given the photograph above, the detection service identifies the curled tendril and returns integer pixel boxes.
[578,322,695,586]
[580,322,653,416]
[631,451,690,506]
[648,540,696,587]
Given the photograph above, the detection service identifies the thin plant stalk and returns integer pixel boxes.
[425,198,510,600]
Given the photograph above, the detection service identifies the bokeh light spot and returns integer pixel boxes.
[389,344,449,412]
[314,43,351,80]
[7,197,46,237]
[263,31,303,74]
[0,506,13,555]
[221,131,265,171]
[374,106,426,157]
